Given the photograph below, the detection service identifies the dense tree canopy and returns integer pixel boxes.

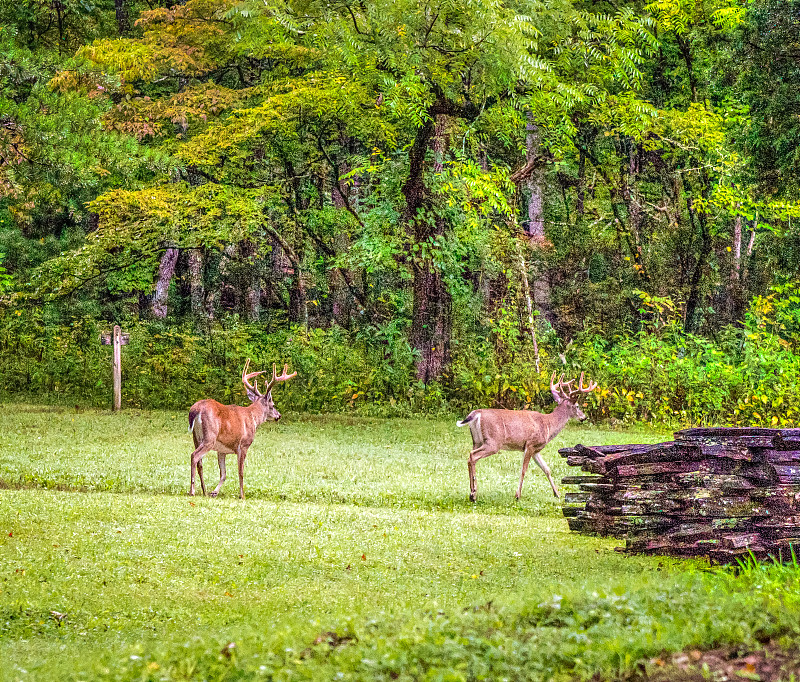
[3,0,800,422]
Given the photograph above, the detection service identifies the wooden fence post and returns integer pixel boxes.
[112,325,122,411]
[101,325,130,411]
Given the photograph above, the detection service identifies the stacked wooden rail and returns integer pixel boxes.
[560,427,800,560]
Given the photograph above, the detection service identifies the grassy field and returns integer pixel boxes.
[1,406,800,681]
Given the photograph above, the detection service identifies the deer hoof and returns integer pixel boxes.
[210,491,218,498]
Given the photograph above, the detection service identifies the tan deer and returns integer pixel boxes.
[457,372,597,501]
[188,360,297,499]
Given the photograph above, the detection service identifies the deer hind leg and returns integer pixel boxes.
[516,448,535,500]
[533,450,559,498]
[211,453,226,497]
[468,446,495,502]
[189,444,212,496]
[197,459,207,497]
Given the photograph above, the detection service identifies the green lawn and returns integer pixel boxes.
[1,407,799,681]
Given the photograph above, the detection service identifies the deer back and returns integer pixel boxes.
[475,408,552,452]
[189,399,262,450]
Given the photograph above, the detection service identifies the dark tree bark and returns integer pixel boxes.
[525,115,546,243]
[114,0,131,36]
[331,159,354,328]
[728,214,745,324]
[576,148,586,219]
[518,113,552,327]
[684,201,712,333]
[239,240,261,322]
[187,249,205,320]
[288,272,307,325]
[403,114,452,383]
[151,247,179,319]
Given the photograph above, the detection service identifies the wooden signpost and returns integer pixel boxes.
[100,325,130,411]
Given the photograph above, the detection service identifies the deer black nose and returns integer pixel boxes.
[275,414,281,421]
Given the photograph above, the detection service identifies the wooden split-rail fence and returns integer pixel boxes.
[560,427,800,561]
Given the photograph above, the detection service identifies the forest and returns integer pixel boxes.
[2,0,800,425]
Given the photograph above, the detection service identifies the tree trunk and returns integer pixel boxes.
[331,159,353,328]
[433,115,447,173]
[576,149,586,220]
[288,272,307,325]
[515,239,540,372]
[114,0,130,35]
[525,115,546,242]
[729,213,744,324]
[151,247,179,319]
[685,203,712,333]
[524,113,552,325]
[411,259,451,383]
[187,249,205,320]
[403,115,452,383]
[239,240,261,322]
[204,246,235,322]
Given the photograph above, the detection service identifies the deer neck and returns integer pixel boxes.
[245,400,270,428]
[543,401,574,442]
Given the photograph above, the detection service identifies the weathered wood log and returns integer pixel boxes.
[564,492,591,504]
[566,455,592,468]
[561,475,606,485]
[756,449,800,463]
[574,444,607,459]
[578,483,615,493]
[560,428,800,560]
[774,464,800,484]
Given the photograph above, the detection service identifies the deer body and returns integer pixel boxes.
[458,373,597,501]
[188,361,296,499]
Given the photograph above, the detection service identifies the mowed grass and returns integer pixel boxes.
[2,406,799,681]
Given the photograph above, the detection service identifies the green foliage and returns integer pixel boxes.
[7,291,800,429]
[0,252,12,292]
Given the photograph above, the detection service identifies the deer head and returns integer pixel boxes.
[550,371,597,422]
[242,359,297,421]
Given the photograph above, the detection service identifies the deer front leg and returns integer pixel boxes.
[533,451,559,498]
[211,453,226,497]
[237,447,248,500]
[189,445,211,496]
[516,448,534,500]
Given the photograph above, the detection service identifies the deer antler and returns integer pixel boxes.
[263,363,298,394]
[550,372,575,403]
[578,372,598,393]
[564,372,598,402]
[242,358,267,397]
[551,371,597,403]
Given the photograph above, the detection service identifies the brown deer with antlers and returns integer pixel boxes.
[457,372,597,501]
[188,360,297,499]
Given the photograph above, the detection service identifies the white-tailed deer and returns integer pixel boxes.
[457,372,597,501]
[187,360,297,499]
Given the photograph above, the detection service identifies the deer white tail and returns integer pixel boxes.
[456,411,477,427]
[189,411,202,436]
